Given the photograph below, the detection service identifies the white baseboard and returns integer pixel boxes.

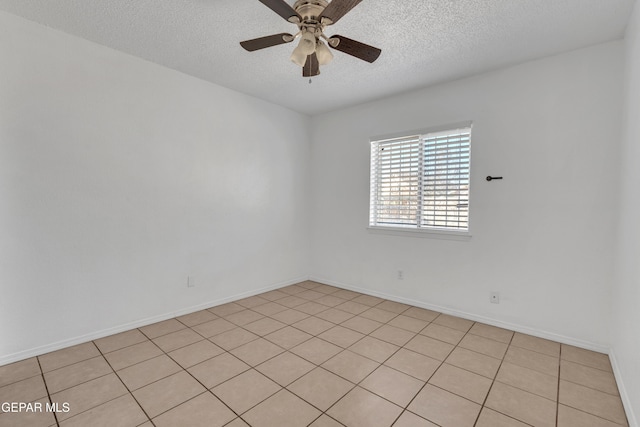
[310,275,610,353]
[609,349,638,427]
[0,275,308,366]
[0,273,612,364]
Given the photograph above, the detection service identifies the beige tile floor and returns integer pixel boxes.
[0,281,629,427]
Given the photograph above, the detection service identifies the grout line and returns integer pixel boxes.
[137,323,188,342]
[36,356,60,427]
[559,355,617,373]
[112,352,168,375]
[96,338,149,356]
[558,376,622,397]
[472,328,515,426]
[43,371,115,398]
[556,344,562,426]
[558,401,630,426]
[54,393,132,426]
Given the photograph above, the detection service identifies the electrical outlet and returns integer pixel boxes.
[187,276,195,288]
[397,270,404,280]
[490,291,500,304]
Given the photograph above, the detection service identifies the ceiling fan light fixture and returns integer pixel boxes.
[316,40,333,65]
[290,45,308,66]
[298,29,317,55]
[241,0,381,77]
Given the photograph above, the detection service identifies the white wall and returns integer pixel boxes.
[612,2,640,425]
[309,41,624,349]
[0,12,311,364]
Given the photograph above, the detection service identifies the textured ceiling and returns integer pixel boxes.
[0,0,635,115]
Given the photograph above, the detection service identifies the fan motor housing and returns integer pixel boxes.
[293,0,328,22]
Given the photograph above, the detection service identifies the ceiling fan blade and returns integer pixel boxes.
[329,34,381,63]
[303,53,320,77]
[258,0,301,23]
[240,33,294,52]
[319,0,363,24]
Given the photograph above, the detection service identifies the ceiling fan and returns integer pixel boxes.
[240,0,381,77]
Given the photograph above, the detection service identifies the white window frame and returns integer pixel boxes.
[368,122,472,239]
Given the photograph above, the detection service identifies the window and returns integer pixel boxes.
[369,125,471,233]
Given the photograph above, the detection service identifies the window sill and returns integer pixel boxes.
[367,226,472,241]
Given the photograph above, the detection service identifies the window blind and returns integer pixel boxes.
[370,127,471,231]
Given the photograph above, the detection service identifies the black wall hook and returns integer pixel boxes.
[486,176,503,181]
